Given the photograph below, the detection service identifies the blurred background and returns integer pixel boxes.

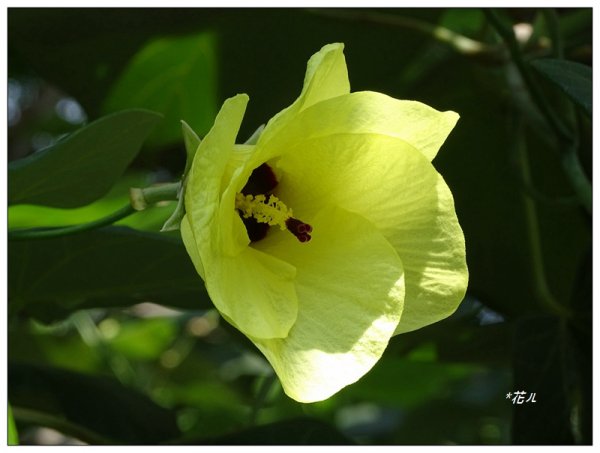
[7,8,592,445]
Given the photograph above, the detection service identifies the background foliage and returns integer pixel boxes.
[7,8,592,445]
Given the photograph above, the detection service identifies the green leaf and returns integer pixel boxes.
[188,418,353,445]
[530,58,592,116]
[8,172,177,233]
[8,227,211,323]
[7,9,222,117]
[8,110,162,208]
[8,362,179,444]
[8,403,19,445]
[104,32,217,147]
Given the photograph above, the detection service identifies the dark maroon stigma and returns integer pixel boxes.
[238,163,279,242]
[285,218,313,243]
[238,163,313,244]
[242,163,278,195]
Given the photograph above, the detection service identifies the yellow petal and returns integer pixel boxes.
[180,214,205,280]
[271,132,467,335]
[297,42,350,111]
[184,93,249,249]
[252,206,404,403]
[211,247,297,339]
[390,174,468,334]
[252,43,350,166]
[261,91,458,162]
[183,93,299,339]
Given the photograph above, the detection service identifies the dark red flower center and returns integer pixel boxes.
[238,163,312,243]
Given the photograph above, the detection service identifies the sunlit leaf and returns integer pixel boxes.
[104,32,217,147]
[8,110,161,208]
[8,172,175,233]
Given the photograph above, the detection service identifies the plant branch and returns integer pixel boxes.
[129,182,180,210]
[309,9,503,59]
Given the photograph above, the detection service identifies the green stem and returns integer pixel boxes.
[8,204,136,241]
[130,182,180,210]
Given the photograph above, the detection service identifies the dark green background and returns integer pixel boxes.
[7,8,592,445]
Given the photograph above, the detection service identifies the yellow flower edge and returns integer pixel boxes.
[181,43,468,402]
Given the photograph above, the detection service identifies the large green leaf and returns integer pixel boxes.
[530,58,592,117]
[8,110,161,208]
[8,172,176,233]
[7,9,223,116]
[8,227,211,322]
[8,362,179,444]
[104,32,217,147]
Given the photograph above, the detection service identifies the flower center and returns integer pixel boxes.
[236,164,312,243]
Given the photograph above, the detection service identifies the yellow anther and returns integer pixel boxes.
[235,193,293,230]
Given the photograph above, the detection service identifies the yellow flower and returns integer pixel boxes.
[180,43,468,403]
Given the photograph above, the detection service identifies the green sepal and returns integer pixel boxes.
[182,120,202,179]
[160,121,201,232]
